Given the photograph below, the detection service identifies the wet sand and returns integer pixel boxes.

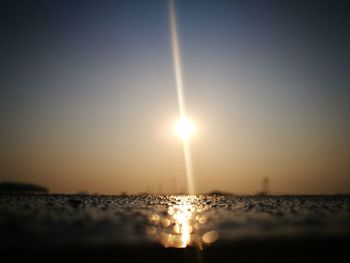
[1,194,349,262]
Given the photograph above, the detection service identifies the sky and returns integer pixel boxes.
[1,0,350,194]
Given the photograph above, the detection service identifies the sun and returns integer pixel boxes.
[175,117,196,140]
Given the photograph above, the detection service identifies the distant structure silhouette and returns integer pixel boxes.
[158,182,162,195]
[172,177,177,194]
[262,177,270,195]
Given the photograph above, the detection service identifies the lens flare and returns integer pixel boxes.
[169,0,185,118]
[169,0,195,194]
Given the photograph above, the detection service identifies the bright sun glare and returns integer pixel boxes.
[175,117,196,140]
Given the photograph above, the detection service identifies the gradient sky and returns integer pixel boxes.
[1,0,350,194]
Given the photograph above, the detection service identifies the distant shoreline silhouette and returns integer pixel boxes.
[0,182,48,193]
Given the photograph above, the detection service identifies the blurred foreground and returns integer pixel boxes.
[1,194,349,262]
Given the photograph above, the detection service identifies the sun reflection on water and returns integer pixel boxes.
[168,202,193,247]
[146,196,219,248]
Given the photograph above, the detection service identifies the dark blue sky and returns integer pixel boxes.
[1,0,350,194]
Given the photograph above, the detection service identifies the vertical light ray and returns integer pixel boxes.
[169,0,185,118]
[168,0,195,194]
[183,140,195,195]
